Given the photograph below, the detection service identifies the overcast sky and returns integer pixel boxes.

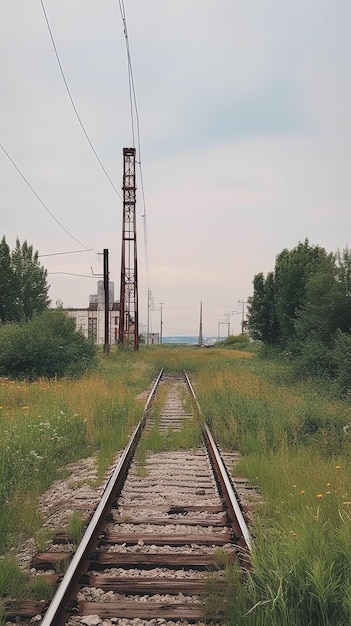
[1,1,350,337]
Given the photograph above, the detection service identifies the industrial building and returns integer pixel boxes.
[65,280,120,345]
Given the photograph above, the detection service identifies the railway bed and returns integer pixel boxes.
[5,370,254,626]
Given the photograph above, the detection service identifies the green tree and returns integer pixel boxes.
[293,248,351,387]
[0,237,50,324]
[248,240,333,348]
[294,255,338,347]
[274,240,331,347]
[247,272,279,343]
[0,236,16,324]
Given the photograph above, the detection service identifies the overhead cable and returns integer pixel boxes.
[48,272,97,278]
[118,0,150,287]
[39,249,93,257]
[40,0,122,201]
[0,142,92,251]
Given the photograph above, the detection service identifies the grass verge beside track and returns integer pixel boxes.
[1,343,351,625]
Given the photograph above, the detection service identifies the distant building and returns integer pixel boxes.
[148,332,160,345]
[64,280,121,345]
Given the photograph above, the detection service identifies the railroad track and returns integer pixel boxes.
[5,370,252,625]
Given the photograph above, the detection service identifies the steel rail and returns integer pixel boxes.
[184,370,252,563]
[41,368,163,626]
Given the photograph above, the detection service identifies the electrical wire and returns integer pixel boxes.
[0,142,92,251]
[118,0,151,296]
[39,249,93,257]
[118,0,136,149]
[40,0,123,201]
[49,272,95,277]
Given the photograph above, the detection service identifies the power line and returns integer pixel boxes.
[48,272,96,278]
[40,0,122,201]
[39,249,93,257]
[0,142,92,251]
[118,0,151,292]
[118,0,136,149]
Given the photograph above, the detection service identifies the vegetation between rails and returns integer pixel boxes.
[1,344,351,625]
[137,379,203,473]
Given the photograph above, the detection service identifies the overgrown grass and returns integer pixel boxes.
[137,379,203,471]
[1,344,351,624]
[0,348,158,556]
[189,347,351,625]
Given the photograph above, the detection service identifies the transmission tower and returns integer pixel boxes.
[118,147,139,350]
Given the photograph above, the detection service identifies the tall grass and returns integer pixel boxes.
[189,346,351,625]
[0,349,158,554]
[1,344,351,624]
[137,379,202,470]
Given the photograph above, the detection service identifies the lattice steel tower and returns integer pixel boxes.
[118,147,139,350]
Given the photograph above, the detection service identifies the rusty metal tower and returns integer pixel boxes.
[118,147,139,350]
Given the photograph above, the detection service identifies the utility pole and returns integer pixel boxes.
[103,248,109,355]
[146,289,154,347]
[238,299,248,334]
[160,302,163,344]
[146,289,150,347]
[198,300,203,347]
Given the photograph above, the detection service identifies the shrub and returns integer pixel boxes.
[331,330,351,398]
[218,334,252,350]
[0,309,97,379]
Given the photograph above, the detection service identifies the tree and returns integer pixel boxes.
[0,237,50,324]
[247,272,279,343]
[0,236,16,324]
[248,240,333,348]
[274,240,331,347]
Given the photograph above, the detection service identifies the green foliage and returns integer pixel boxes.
[248,241,351,394]
[331,331,351,398]
[0,557,29,599]
[218,333,253,351]
[1,346,351,621]
[30,574,55,601]
[0,309,97,379]
[247,271,279,343]
[0,237,50,325]
[248,240,333,347]
[0,237,16,325]
[274,240,331,347]
[67,511,85,544]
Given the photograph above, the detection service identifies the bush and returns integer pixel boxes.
[331,330,351,398]
[292,336,332,379]
[218,334,252,350]
[0,309,97,379]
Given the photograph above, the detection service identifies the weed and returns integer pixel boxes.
[67,511,85,545]
[30,574,55,601]
[0,557,29,599]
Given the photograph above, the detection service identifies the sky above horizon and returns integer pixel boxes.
[1,1,350,337]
